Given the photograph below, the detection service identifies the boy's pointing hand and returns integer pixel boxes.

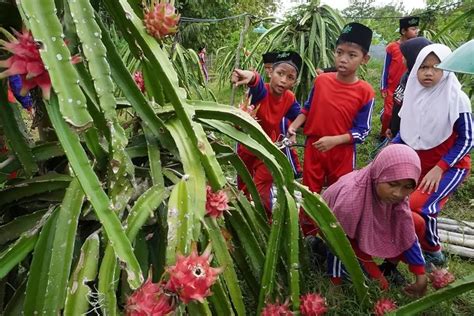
[232,69,255,87]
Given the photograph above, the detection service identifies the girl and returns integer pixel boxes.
[396,44,473,266]
[323,144,427,297]
[387,36,432,138]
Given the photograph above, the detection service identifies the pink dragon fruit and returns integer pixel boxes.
[205,185,229,218]
[373,298,397,316]
[133,71,145,92]
[429,267,455,290]
[261,300,293,316]
[125,278,175,316]
[0,28,80,99]
[300,293,327,316]
[165,243,223,304]
[144,2,180,40]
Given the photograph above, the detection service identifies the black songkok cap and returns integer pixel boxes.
[273,51,302,74]
[337,22,373,53]
[262,52,279,64]
[400,16,420,30]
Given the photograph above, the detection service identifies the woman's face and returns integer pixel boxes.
[376,179,416,203]
[417,53,443,88]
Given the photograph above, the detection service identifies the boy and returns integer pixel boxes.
[232,51,302,215]
[380,16,419,139]
[288,22,375,235]
[262,51,303,178]
[262,51,279,77]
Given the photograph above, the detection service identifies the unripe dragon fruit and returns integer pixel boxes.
[429,267,455,290]
[125,278,175,316]
[0,28,80,99]
[261,300,293,316]
[205,185,229,218]
[144,2,180,40]
[165,243,223,304]
[300,293,327,316]
[373,298,397,316]
[133,71,145,93]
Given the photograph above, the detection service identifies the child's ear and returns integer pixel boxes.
[361,53,371,65]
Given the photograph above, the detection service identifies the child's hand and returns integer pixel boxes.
[313,136,338,152]
[287,125,297,144]
[231,69,255,87]
[404,274,428,298]
[419,166,443,194]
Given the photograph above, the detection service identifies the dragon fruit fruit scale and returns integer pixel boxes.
[144,2,180,40]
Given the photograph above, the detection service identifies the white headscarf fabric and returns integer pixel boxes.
[399,44,471,150]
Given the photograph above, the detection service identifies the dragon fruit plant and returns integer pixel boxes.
[165,243,223,304]
[261,299,293,316]
[205,185,229,218]
[429,268,455,290]
[144,1,180,40]
[0,28,80,99]
[125,279,176,316]
[373,298,397,316]
[300,293,328,316]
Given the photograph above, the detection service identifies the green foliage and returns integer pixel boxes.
[216,1,345,101]
[0,0,473,315]
[176,0,277,52]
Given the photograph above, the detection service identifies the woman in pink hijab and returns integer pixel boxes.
[322,144,427,297]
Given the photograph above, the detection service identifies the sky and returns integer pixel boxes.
[278,0,427,14]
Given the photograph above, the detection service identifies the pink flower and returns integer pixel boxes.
[205,185,229,218]
[165,243,223,304]
[373,298,397,316]
[125,278,175,316]
[300,293,327,316]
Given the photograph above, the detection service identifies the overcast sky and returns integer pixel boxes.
[279,0,427,14]
[321,0,426,11]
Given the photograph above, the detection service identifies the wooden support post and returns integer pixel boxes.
[230,14,250,107]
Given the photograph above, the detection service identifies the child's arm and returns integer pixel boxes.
[436,112,473,171]
[350,98,375,144]
[287,85,316,143]
[419,112,473,194]
[231,69,267,105]
[402,240,428,297]
[390,132,404,144]
[380,46,392,97]
[287,113,306,142]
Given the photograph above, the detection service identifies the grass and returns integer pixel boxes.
[207,58,474,314]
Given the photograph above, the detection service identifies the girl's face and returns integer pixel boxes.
[376,179,416,204]
[417,53,443,88]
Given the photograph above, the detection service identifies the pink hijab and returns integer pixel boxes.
[322,144,421,258]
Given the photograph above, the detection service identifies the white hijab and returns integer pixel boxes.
[399,44,471,150]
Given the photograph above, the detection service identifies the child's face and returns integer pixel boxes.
[269,63,297,95]
[334,43,369,76]
[417,53,443,88]
[375,179,416,204]
[264,63,273,78]
[402,26,419,39]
